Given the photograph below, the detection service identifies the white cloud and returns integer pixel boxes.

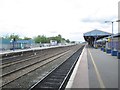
[0,0,119,41]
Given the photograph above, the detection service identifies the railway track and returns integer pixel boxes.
[1,53,45,69]
[1,47,71,78]
[1,48,70,69]
[1,49,71,88]
[1,46,71,65]
[1,46,74,70]
[29,46,84,89]
[1,50,36,64]
[1,45,84,89]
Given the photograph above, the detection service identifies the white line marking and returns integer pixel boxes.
[65,45,86,88]
[88,49,105,88]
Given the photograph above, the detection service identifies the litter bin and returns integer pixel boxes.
[106,49,111,54]
[111,50,118,56]
[101,47,104,51]
[117,51,120,59]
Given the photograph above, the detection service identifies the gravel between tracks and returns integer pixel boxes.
[2,45,83,89]
[1,46,71,65]
[2,46,72,75]
[2,49,69,75]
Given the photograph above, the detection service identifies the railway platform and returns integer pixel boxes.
[0,44,74,55]
[66,44,118,89]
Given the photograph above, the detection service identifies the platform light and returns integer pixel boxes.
[105,21,116,34]
[116,20,120,22]
[105,20,120,50]
[105,21,116,50]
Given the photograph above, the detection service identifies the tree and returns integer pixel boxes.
[10,34,19,40]
[34,35,49,43]
[4,34,21,40]
[34,34,69,44]
[71,41,75,43]
[66,39,70,43]
[58,34,62,39]
[24,37,31,40]
[34,35,41,43]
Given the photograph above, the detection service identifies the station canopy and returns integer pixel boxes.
[83,29,112,46]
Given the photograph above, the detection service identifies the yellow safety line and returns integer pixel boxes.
[88,49,105,88]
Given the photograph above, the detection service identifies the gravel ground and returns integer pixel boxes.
[2,49,68,75]
[2,48,71,86]
[1,46,71,64]
[2,45,82,89]
[2,46,71,74]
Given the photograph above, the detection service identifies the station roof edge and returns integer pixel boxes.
[83,29,112,36]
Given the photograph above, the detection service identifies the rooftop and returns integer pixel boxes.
[83,29,112,36]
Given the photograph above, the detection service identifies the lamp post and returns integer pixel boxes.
[116,20,120,59]
[116,20,120,22]
[10,33,16,51]
[105,21,116,50]
[105,21,115,34]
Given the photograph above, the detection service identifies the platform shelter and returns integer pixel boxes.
[83,29,112,47]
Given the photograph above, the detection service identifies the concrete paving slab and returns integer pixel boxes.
[66,45,118,89]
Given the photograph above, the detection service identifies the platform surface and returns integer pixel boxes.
[66,45,118,89]
[0,44,74,55]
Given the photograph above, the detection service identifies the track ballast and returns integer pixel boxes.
[29,46,84,90]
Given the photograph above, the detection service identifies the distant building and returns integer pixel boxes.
[50,40,57,46]
[0,38,11,50]
[14,40,35,49]
[1,38,34,50]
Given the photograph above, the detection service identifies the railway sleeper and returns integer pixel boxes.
[36,82,61,88]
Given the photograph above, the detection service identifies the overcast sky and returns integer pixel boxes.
[0,0,119,42]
